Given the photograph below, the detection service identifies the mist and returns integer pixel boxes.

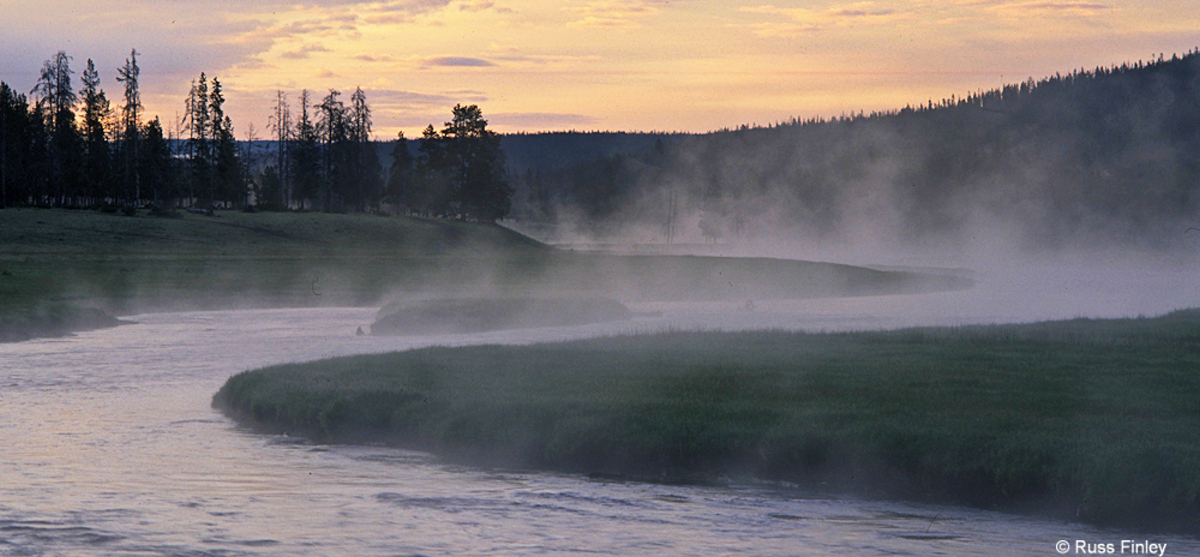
[495,52,1200,328]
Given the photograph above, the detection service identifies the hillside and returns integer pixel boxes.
[509,51,1200,253]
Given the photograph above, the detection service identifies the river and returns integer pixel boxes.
[3,262,1199,556]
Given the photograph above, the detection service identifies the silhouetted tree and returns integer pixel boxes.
[257,164,285,211]
[268,90,291,207]
[33,51,83,206]
[347,87,381,211]
[184,73,212,207]
[387,131,415,210]
[209,78,244,207]
[414,124,452,216]
[139,116,175,206]
[116,49,141,202]
[442,104,511,222]
[315,89,348,211]
[79,59,113,204]
[289,90,320,210]
[0,83,37,208]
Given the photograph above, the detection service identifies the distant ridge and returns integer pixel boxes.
[504,49,1200,252]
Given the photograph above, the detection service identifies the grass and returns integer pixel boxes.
[0,207,968,340]
[213,308,1200,534]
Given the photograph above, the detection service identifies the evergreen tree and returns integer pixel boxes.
[315,89,347,211]
[184,73,211,207]
[80,59,113,204]
[116,49,142,202]
[268,90,291,207]
[257,165,285,211]
[0,83,36,207]
[387,131,415,211]
[289,90,320,210]
[442,104,511,222]
[32,51,83,206]
[209,78,244,207]
[348,87,381,211]
[139,116,175,206]
[415,124,452,216]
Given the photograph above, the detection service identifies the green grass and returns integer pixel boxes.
[1,207,968,340]
[213,309,1200,533]
[0,207,548,312]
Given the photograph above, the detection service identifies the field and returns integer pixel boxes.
[0,208,968,340]
[213,309,1200,533]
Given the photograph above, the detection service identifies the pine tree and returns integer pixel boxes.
[209,78,243,208]
[139,116,174,206]
[0,83,36,208]
[80,59,113,204]
[315,89,347,211]
[441,104,511,222]
[387,131,414,211]
[348,87,381,211]
[268,90,291,207]
[116,49,142,203]
[415,124,451,216]
[289,90,320,210]
[184,73,211,208]
[32,51,83,206]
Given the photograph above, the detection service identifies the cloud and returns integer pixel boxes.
[564,1,661,29]
[352,54,394,62]
[281,44,332,60]
[487,111,601,129]
[457,0,514,13]
[957,0,1110,15]
[830,6,898,18]
[368,88,488,110]
[424,56,497,67]
[741,2,912,36]
[1005,1,1109,13]
[260,14,361,40]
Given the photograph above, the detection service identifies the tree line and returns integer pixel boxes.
[1,50,169,211]
[514,49,1200,249]
[0,50,512,222]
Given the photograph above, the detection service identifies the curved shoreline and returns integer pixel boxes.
[214,309,1200,535]
[0,305,126,343]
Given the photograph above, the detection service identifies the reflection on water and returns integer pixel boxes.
[2,263,1199,555]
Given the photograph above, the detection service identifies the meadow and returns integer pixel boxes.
[0,208,967,341]
[214,309,1200,533]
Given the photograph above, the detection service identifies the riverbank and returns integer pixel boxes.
[214,308,1200,534]
[0,303,124,342]
[1,208,970,342]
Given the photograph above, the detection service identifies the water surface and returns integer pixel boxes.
[3,264,1198,555]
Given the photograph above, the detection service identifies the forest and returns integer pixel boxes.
[0,50,511,222]
[507,50,1200,252]
[4,48,1199,248]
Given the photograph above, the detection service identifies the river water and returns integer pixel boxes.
[3,262,1200,556]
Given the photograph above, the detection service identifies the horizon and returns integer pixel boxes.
[2,1,1198,139]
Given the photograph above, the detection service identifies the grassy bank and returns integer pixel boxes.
[214,309,1200,533]
[1,208,968,340]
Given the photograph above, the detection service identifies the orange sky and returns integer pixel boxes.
[1,1,1197,139]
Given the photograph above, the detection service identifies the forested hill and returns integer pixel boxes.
[508,50,1200,253]
[499,132,680,173]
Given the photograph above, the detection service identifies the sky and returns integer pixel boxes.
[1,0,1197,139]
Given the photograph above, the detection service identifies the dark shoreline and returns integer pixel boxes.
[0,305,127,343]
